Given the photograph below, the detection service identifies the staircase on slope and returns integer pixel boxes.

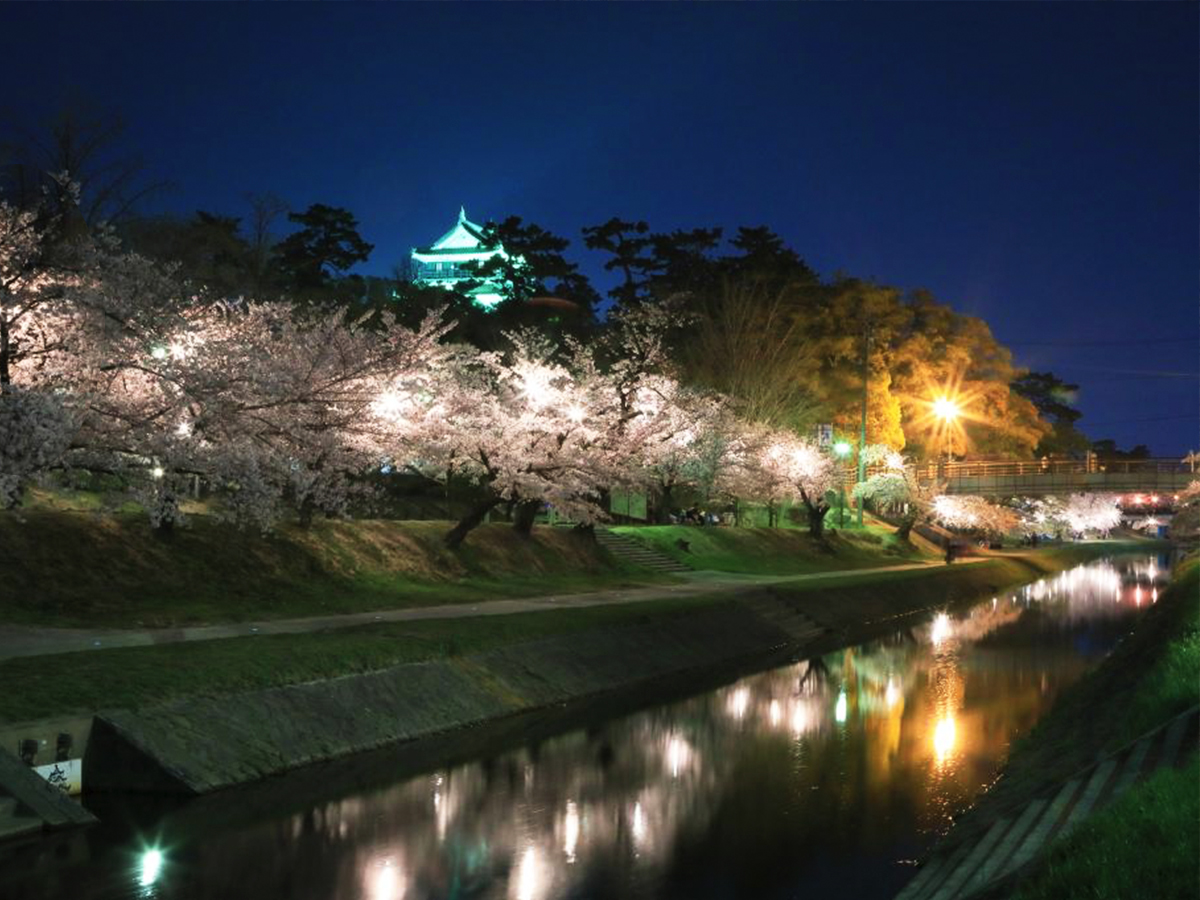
[739,594,829,645]
[593,528,693,574]
[893,705,1199,900]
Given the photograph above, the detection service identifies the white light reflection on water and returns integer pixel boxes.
[562,801,579,863]
[665,735,694,778]
[513,845,542,900]
[367,857,405,900]
[933,716,957,765]
[139,849,163,888]
[930,613,953,647]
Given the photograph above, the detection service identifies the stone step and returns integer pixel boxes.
[973,798,1046,889]
[1157,712,1190,770]
[594,529,693,572]
[894,853,946,900]
[1110,737,1151,799]
[912,840,973,900]
[955,818,1015,898]
[1060,756,1117,837]
[928,816,1010,900]
[1003,778,1081,877]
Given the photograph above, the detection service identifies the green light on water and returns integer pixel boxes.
[835,690,848,724]
[140,849,163,887]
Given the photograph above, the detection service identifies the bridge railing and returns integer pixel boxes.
[910,458,1194,482]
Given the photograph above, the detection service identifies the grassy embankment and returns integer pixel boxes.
[0,510,945,628]
[610,520,928,574]
[1010,757,1198,900]
[955,554,1200,898]
[0,539,1149,724]
[0,510,671,628]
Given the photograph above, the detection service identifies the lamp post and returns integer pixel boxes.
[857,324,871,526]
[933,396,960,469]
[834,440,852,528]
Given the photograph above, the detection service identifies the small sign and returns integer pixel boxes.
[816,424,833,447]
[35,758,82,795]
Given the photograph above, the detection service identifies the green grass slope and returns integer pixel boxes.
[1011,754,1199,900]
[610,523,928,574]
[0,511,665,627]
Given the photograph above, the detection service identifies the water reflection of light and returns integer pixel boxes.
[885,677,900,709]
[933,716,956,765]
[930,613,952,646]
[515,846,542,900]
[371,858,405,900]
[563,801,579,863]
[631,801,646,845]
[140,849,163,888]
[182,556,1163,900]
[666,736,693,778]
[728,686,750,719]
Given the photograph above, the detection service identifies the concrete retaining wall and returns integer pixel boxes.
[81,543,1155,796]
[87,604,789,794]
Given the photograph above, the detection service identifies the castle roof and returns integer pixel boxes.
[414,207,496,256]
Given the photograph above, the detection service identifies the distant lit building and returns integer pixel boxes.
[411,207,511,309]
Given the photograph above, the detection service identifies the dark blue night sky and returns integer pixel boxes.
[4,3,1196,453]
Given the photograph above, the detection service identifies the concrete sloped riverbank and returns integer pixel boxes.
[86,602,799,793]
[75,545,1144,796]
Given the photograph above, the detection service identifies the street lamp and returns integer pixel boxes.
[833,441,852,527]
[933,396,960,466]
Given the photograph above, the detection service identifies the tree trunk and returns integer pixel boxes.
[444,497,502,548]
[807,503,829,540]
[297,494,317,529]
[655,483,674,524]
[512,499,541,537]
[896,512,916,542]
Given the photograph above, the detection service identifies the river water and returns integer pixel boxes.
[3,554,1170,900]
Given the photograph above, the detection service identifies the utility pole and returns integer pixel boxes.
[856,323,871,526]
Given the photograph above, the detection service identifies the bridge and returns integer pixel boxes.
[910,458,1195,501]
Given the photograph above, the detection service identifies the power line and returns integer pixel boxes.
[1079,414,1199,427]
[1045,363,1199,379]
[1005,336,1199,347]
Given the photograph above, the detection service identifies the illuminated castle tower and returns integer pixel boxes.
[411,207,510,309]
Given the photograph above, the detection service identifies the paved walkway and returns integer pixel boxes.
[0,560,962,662]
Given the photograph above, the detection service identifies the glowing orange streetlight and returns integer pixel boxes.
[933,397,960,422]
[933,396,961,465]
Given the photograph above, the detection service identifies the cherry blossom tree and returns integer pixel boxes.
[1057,492,1122,538]
[1170,481,1200,543]
[396,329,624,548]
[752,433,842,538]
[851,444,940,541]
[931,494,1019,538]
